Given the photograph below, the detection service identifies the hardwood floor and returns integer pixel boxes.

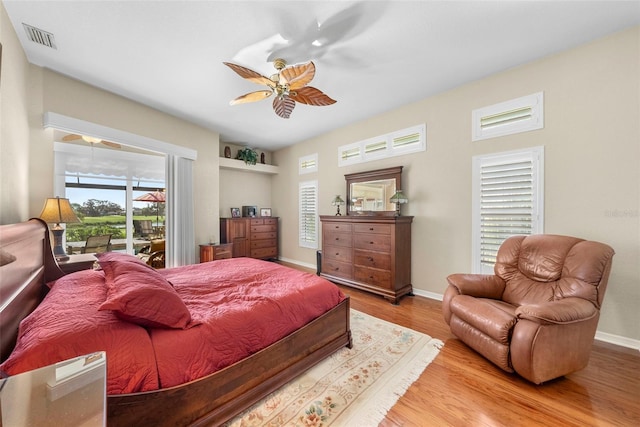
[281,262,640,426]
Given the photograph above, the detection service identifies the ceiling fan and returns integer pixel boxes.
[223,58,336,119]
[62,134,121,149]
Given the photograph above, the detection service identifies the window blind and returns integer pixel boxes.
[472,92,543,141]
[472,147,544,273]
[299,181,318,249]
[299,153,318,174]
[479,160,534,266]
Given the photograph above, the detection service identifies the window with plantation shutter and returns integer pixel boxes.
[472,92,544,141]
[338,124,426,167]
[299,180,318,249]
[299,153,318,174]
[472,147,544,273]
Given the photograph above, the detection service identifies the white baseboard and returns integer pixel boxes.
[280,257,640,351]
[277,256,317,272]
[595,331,640,350]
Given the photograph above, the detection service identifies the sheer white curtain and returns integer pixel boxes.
[165,155,195,266]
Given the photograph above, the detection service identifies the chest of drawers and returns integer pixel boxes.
[220,217,279,260]
[320,215,413,304]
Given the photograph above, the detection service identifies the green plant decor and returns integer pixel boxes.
[236,147,258,165]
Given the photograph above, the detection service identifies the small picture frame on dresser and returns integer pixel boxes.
[260,208,272,217]
[242,206,257,217]
[230,207,241,218]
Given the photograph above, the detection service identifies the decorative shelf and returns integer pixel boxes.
[219,157,279,175]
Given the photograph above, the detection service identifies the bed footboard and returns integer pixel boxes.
[108,297,351,426]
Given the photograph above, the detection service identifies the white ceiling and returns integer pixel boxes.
[4,1,639,151]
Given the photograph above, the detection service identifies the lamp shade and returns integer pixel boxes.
[331,195,345,206]
[39,197,81,225]
[389,190,408,204]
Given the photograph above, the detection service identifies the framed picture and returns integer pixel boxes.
[260,208,272,217]
[242,206,257,217]
[230,207,241,218]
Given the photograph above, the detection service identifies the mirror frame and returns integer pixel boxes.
[345,166,403,216]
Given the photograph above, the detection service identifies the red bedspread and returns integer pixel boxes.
[154,258,346,388]
[1,257,345,394]
[0,269,159,394]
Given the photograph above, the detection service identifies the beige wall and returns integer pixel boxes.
[0,3,30,223]
[219,168,273,221]
[273,27,640,342]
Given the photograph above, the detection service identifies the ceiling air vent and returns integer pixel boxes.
[22,23,57,49]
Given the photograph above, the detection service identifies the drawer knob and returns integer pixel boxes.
[335,252,339,256]
[369,241,374,245]
[369,227,374,231]
[334,267,340,271]
[335,237,339,241]
[368,257,374,262]
[369,275,374,279]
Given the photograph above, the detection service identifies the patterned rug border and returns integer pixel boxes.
[226,309,444,426]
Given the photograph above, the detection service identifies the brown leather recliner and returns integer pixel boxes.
[442,234,614,384]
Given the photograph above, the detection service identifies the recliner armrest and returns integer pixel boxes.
[516,298,598,325]
[446,274,505,299]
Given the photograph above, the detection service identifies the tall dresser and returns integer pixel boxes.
[220,217,278,260]
[320,215,413,304]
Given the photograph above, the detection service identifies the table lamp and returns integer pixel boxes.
[39,197,81,261]
[389,190,408,216]
[331,195,345,216]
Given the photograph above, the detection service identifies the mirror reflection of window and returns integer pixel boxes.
[350,178,396,212]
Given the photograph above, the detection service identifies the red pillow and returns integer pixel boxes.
[98,260,195,329]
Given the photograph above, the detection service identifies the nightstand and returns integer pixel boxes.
[58,254,98,274]
[199,243,233,263]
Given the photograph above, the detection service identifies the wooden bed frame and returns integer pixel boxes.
[0,219,352,426]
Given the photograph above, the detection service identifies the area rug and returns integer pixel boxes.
[225,309,443,427]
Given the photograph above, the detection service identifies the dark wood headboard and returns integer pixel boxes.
[0,219,63,361]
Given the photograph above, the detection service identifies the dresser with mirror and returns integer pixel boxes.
[319,166,413,304]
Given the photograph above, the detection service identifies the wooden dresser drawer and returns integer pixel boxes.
[355,266,391,289]
[354,250,391,270]
[251,247,277,258]
[323,244,353,263]
[323,222,353,233]
[322,259,353,280]
[353,233,391,252]
[324,231,353,248]
[199,243,233,262]
[354,223,391,235]
[251,239,276,249]
[251,231,277,240]
[214,244,233,259]
[251,224,277,233]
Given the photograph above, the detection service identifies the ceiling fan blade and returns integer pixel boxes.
[223,62,275,88]
[62,134,82,141]
[230,90,273,105]
[290,86,337,106]
[280,61,316,90]
[273,96,296,119]
[100,141,121,149]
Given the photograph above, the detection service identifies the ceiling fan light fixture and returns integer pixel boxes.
[81,135,102,144]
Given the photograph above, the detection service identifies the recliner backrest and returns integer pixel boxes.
[495,234,614,308]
